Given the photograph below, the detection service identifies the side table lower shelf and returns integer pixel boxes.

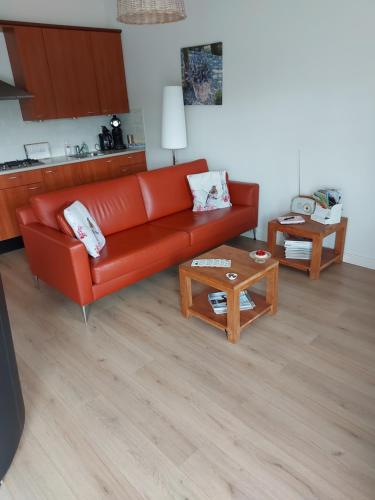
[272,245,341,273]
[189,287,272,334]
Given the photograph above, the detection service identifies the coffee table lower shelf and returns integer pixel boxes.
[272,245,340,273]
[189,287,272,333]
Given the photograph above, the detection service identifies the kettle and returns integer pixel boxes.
[98,126,113,151]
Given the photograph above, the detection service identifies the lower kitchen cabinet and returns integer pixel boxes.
[42,163,77,191]
[0,183,44,240]
[75,160,111,185]
[0,151,147,241]
[107,153,147,178]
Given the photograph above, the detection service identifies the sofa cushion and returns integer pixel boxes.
[31,175,148,236]
[150,206,256,245]
[63,201,106,258]
[90,224,189,284]
[136,159,208,221]
[187,170,231,211]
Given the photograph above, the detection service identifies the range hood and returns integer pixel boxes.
[0,80,33,100]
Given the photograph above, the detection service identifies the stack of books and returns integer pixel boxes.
[284,239,313,260]
[208,291,255,315]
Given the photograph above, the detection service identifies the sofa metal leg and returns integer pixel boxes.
[81,305,89,325]
[253,228,257,240]
[33,275,40,289]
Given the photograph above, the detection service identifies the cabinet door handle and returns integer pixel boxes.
[8,176,18,180]
[28,186,40,190]
[121,168,128,172]
[45,170,55,174]
[106,159,112,163]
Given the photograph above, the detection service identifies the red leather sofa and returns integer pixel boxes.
[17,159,259,317]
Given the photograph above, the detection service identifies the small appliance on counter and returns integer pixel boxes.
[110,115,126,150]
[98,126,114,151]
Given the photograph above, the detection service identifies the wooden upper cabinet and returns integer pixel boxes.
[2,21,129,120]
[43,28,101,118]
[90,31,129,115]
[4,27,57,120]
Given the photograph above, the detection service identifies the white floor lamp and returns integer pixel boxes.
[161,86,187,165]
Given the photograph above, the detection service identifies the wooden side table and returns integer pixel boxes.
[267,214,348,280]
[179,245,279,343]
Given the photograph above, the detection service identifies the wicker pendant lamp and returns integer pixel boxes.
[117,0,187,24]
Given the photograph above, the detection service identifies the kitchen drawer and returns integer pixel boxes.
[102,151,146,168]
[0,169,43,189]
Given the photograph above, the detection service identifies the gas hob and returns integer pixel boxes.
[0,158,43,172]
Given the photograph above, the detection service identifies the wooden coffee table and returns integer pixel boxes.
[179,245,279,343]
[267,213,348,280]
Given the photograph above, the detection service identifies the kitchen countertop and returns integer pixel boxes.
[0,148,146,175]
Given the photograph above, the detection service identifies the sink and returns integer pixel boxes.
[68,151,104,159]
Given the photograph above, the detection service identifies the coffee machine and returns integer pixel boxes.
[110,115,126,150]
[98,126,113,151]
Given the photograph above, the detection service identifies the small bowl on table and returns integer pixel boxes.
[249,249,271,264]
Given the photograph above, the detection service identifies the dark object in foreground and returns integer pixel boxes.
[0,275,25,481]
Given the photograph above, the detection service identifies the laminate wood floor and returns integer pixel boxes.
[0,237,374,500]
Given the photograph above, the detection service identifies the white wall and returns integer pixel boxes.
[119,0,375,269]
[0,0,144,162]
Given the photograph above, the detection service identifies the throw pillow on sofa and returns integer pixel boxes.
[63,201,106,258]
[187,171,231,212]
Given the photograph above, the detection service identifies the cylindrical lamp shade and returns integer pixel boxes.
[117,0,186,24]
[162,86,187,150]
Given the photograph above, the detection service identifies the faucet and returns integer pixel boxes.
[74,142,89,157]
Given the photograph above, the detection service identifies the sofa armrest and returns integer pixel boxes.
[20,223,93,306]
[17,204,38,225]
[228,181,259,207]
[228,181,259,229]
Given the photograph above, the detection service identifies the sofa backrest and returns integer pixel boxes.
[31,175,148,236]
[136,159,208,221]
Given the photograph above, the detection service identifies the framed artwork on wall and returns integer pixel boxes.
[181,42,223,105]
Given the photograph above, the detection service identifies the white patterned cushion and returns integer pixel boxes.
[63,201,106,258]
[187,171,231,212]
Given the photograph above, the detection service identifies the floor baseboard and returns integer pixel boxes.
[343,251,375,270]
[0,237,24,255]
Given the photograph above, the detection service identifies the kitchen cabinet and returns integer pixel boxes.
[0,183,44,240]
[107,153,147,178]
[75,160,111,185]
[43,28,101,118]
[4,26,57,121]
[90,31,129,115]
[0,151,146,241]
[0,169,43,189]
[42,164,77,192]
[2,20,129,120]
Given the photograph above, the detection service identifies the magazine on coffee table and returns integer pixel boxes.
[208,290,255,315]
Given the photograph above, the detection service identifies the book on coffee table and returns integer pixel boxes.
[208,290,255,315]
